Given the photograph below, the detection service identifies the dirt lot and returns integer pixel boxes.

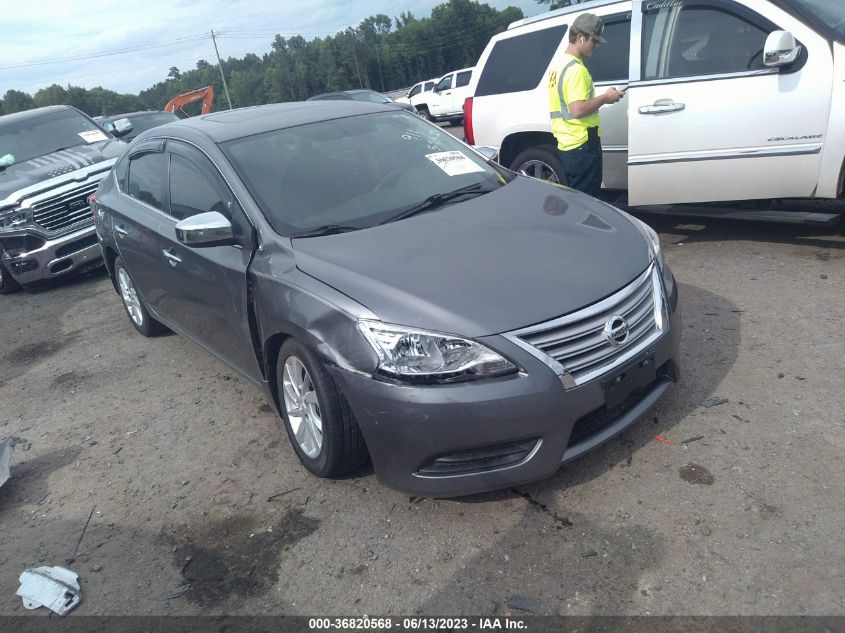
[1,216,843,616]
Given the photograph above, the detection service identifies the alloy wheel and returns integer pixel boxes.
[117,268,144,327]
[518,159,560,183]
[282,356,323,459]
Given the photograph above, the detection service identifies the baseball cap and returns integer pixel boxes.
[572,13,607,43]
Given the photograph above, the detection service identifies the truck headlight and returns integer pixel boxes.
[358,320,517,381]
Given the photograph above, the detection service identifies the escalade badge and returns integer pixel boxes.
[604,316,629,346]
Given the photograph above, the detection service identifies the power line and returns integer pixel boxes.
[0,33,210,71]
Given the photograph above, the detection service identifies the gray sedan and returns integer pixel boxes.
[93,101,680,497]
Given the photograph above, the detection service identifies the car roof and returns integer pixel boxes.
[100,111,172,121]
[0,105,76,125]
[138,101,398,144]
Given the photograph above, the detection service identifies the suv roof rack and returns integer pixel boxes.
[508,0,623,30]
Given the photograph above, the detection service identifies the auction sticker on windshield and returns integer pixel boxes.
[78,130,109,143]
[426,151,485,176]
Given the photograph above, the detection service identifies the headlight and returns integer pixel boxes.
[627,214,665,271]
[0,205,28,229]
[358,320,517,381]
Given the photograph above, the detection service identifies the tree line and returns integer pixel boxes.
[1,0,524,118]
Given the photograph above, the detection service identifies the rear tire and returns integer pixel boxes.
[0,261,22,295]
[114,256,165,337]
[448,117,463,126]
[277,339,368,478]
[510,146,567,185]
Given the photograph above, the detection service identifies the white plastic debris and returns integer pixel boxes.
[16,566,81,615]
[0,436,30,489]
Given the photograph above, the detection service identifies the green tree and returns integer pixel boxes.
[3,90,34,113]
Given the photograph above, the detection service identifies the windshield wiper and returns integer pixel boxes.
[291,224,361,238]
[379,182,493,225]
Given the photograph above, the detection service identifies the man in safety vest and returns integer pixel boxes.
[549,13,624,197]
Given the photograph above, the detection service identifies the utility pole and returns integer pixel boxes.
[375,48,385,92]
[210,29,233,109]
[353,48,364,88]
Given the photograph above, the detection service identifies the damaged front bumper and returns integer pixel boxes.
[1,224,102,284]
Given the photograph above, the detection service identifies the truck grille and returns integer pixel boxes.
[507,265,665,386]
[31,181,99,233]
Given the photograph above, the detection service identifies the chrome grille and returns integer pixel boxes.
[31,181,99,232]
[507,265,665,386]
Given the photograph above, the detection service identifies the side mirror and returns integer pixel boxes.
[175,211,235,247]
[764,30,801,67]
[474,146,499,162]
[111,118,134,137]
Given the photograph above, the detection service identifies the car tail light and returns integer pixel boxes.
[463,97,474,145]
[88,193,97,218]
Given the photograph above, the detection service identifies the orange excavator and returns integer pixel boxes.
[164,85,215,117]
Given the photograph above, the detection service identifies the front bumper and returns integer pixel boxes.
[1,224,102,284]
[330,282,681,497]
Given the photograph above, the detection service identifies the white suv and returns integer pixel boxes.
[464,0,845,220]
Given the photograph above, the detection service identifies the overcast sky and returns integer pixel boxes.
[2,0,543,97]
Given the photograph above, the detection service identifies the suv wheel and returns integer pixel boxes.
[511,147,567,185]
[114,256,165,336]
[0,262,22,295]
[277,339,368,478]
[417,107,434,122]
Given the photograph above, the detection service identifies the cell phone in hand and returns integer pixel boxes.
[618,85,629,92]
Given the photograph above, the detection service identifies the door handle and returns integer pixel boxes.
[162,249,182,266]
[114,225,128,237]
[638,102,685,114]
[444,91,452,95]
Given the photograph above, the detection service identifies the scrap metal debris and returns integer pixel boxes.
[168,583,192,599]
[506,594,544,614]
[0,436,30,488]
[16,566,81,615]
[702,397,730,408]
[680,436,705,445]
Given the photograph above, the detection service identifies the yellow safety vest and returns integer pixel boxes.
[549,54,600,152]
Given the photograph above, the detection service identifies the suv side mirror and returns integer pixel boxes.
[175,211,235,247]
[764,30,801,67]
[111,118,134,137]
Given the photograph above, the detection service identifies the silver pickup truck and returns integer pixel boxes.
[0,105,128,293]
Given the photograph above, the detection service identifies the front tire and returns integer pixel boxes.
[114,256,165,337]
[0,261,22,295]
[510,146,567,184]
[277,339,368,478]
[417,107,434,122]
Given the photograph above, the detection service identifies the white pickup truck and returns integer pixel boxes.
[464,0,845,224]
[418,67,475,125]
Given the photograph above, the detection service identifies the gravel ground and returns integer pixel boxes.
[0,215,843,616]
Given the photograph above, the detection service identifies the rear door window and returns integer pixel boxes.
[126,153,164,210]
[475,24,568,96]
[455,70,472,87]
[583,13,631,82]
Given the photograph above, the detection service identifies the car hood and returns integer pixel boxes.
[0,139,125,202]
[292,177,652,337]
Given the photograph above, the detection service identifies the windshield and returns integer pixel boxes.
[786,0,845,41]
[349,91,392,104]
[0,109,107,166]
[222,110,508,237]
